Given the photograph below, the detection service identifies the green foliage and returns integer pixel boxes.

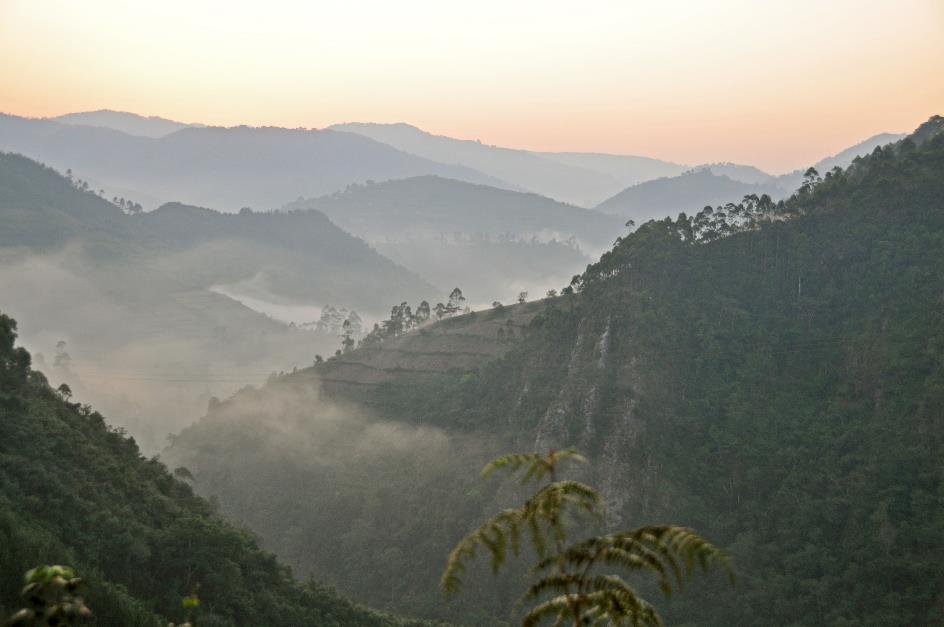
[4,565,92,626]
[443,450,729,625]
[442,480,602,594]
[480,449,586,484]
[0,314,433,626]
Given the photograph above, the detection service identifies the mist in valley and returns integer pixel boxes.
[160,374,517,622]
[1,3,941,624]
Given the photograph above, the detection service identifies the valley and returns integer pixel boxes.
[1,7,940,622]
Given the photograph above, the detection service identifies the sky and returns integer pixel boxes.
[1,0,941,173]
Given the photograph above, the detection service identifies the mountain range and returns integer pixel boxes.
[0,113,508,212]
[162,116,944,626]
[2,110,905,221]
[329,122,687,206]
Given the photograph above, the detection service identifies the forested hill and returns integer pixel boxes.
[164,115,944,625]
[0,311,432,626]
[594,168,783,221]
[0,151,434,311]
[285,175,623,249]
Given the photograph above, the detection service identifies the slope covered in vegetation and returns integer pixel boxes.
[0,311,431,626]
[285,176,620,305]
[0,151,435,449]
[165,116,944,625]
[0,152,434,308]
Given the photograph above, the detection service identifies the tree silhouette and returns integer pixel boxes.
[447,288,466,316]
[415,300,431,324]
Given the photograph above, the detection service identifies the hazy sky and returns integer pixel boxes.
[1,0,941,172]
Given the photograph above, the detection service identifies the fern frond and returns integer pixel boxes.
[481,453,543,479]
[520,594,574,627]
[579,583,663,627]
[441,508,522,596]
[522,573,581,600]
[535,526,732,599]
[521,575,664,626]
[481,449,587,484]
[441,480,604,596]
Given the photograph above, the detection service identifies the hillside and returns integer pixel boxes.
[162,302,546,623]
[774,131,907,192]
[287,175,622,249]
[0,311,432,626]
[0,150,435,310]
[597,132,907,222]
[0,114,508,211]
[0,152,437,449]
[285,176,623,304]
[165,116,944,625]
[595,169,783,221]
[329,122,683,207]
[313,300,544,397]
[131,202,435,309]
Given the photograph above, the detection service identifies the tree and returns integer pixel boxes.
[345,311,363,337]
[569,275,583,293]
[56,383,72,400]
[518,291,528,304]
[434,303,447,320]
[442,449,731,626]
[340,319,356,353]
[415,301,431,324]
[447,288,466,316]
[546,289,557,298]
[492,301,504,310]
[800,167,821,194]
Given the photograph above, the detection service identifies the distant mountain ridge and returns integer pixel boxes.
[596,131,908,221]
[52,109,204,138]
[22,111,906,214]
[286,174,623,249]
[595,169,784,222]
[329,122,687,206]
[0,113,511,212]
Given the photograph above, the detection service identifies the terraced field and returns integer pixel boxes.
[303,300,545,399]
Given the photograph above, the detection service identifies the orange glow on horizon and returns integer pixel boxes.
[1,0,941,173]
